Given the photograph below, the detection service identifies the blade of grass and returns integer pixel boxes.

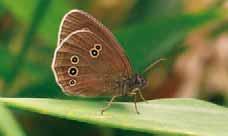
[0,98,228,136]
[0,104,26,136]
[5,0,50,88]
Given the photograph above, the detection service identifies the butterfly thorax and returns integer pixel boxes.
[117,74,147,96]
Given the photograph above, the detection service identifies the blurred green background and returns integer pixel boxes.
[0,0,228,136]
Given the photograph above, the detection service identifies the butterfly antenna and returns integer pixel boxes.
[143,58,167,74]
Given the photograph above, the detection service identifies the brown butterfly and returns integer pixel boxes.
[52,9,165,115]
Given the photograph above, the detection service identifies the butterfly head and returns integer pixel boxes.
[133,74,147,89]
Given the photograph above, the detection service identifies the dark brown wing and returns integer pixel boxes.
[57,9,131,74]
[52,30,132,96]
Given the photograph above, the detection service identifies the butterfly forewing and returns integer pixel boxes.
[52,30,132,96]
[57,10,132,75]
[58,9,119,47]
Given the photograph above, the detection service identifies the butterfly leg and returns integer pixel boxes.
[137,89,148,103]
[101,95,117,115]
[133,92,140,114]
[129,89,140,114]
[131,88,148,103]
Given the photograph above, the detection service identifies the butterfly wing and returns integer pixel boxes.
[58,9,120,47]
[52,30,132,96]
[57,9,132,77]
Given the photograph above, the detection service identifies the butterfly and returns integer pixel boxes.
[52,9,165,115]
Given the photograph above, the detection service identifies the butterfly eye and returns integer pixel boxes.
[89,49,99,58]
[70,55,79,64]
[69,79,76,86]
[94,44,102,51]
[68,66,78,77]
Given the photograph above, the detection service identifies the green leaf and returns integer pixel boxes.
[116,9,223,72]
[1,98,228,136]
[0,104,26,136]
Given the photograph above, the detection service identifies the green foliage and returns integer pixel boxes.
[117,9,222,72]
[6,0,50,84]
[0,104,26,136]
[1,0,38,22]
[1,0,81,46]
[1,98,228,136]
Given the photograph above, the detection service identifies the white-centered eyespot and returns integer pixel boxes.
[69,79,77,86]
[94,44,102,51]
[89,48,100,58]
[68,66,79,77]
[70,55,79,64]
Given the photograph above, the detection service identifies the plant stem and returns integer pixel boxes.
[5,0,51,96]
